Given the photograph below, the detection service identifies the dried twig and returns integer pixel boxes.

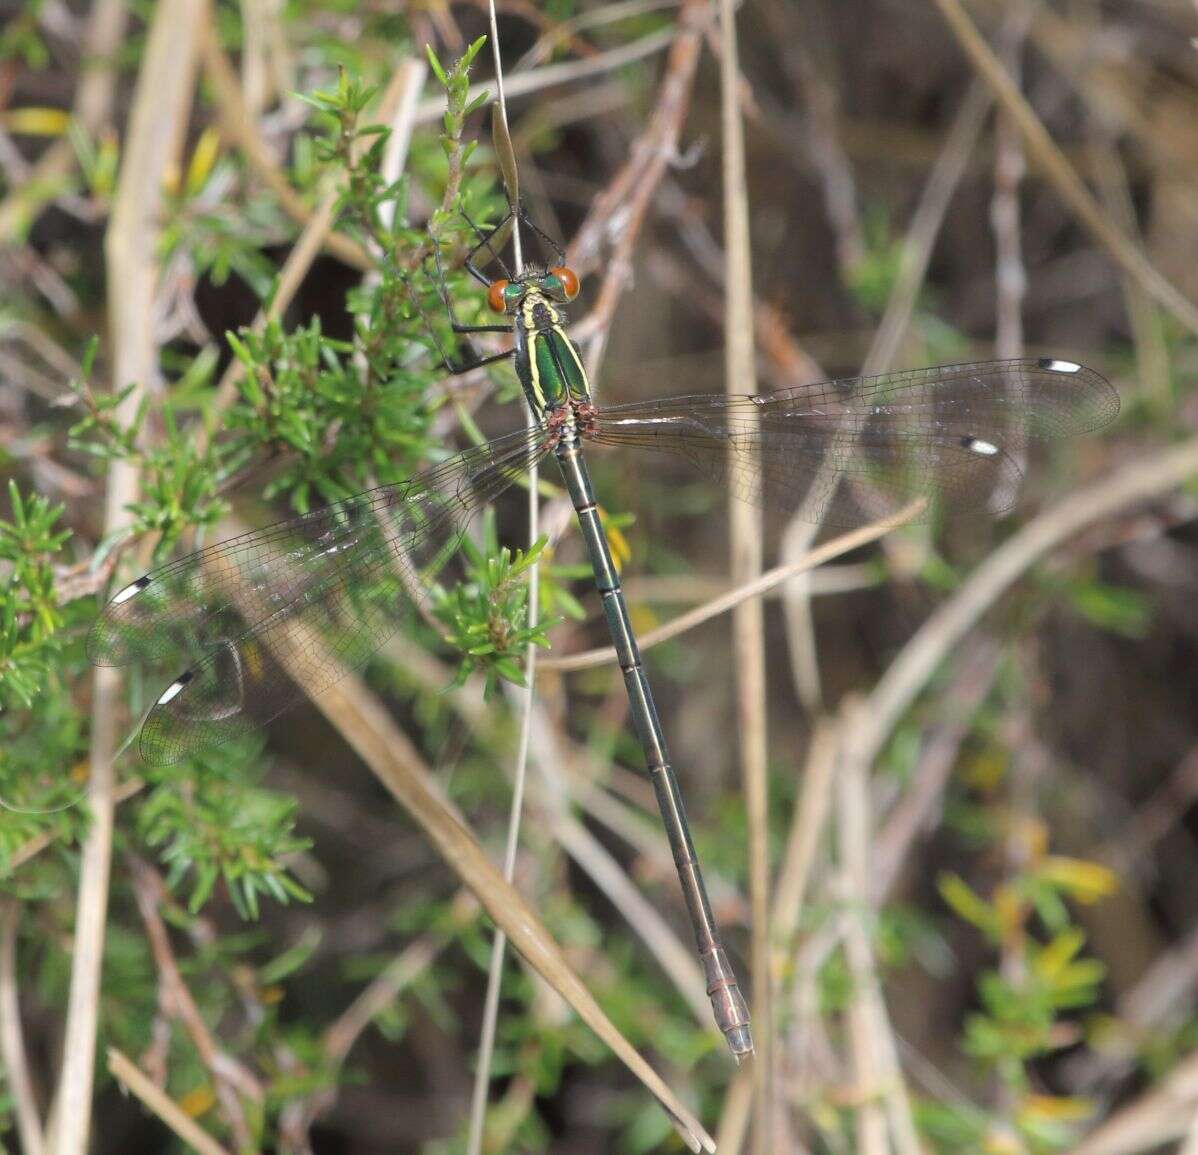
[107,1048,233,1155]
[128,856,263,1152]
[625,564,876,605]
[1104,741,1198,878]
[381,630,726,1028]
[552,811,710,1021]
[8,778,144,874]
[870,642,1001,903]
[541,505,923,671]
[1002,0,1198,180]
[287,890,477,1134]
[865,78,992,379]
[644,229,826,388]
[324,911,464,1064]
[762,0,864,281]
[413,25,677,130]
[568,0,711,382]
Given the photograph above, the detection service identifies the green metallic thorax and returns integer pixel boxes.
[512,289,590,420]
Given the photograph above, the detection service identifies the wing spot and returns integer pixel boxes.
[112,576,151,605]
[1037,357,1081,374]
[961,435,1000,456]
[157,670,193,706]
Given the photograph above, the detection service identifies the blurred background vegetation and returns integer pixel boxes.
[2,0,1198,1152]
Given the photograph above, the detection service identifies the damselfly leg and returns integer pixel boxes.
[405,267,507,378]
[460,201,566,286]
[462,205,514,286]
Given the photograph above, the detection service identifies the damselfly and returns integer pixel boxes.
[90,203,1119,1058]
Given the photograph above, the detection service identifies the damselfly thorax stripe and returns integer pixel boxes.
[91,202,1119,1057]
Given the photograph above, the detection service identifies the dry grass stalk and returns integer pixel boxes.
[465,18,537,1151]
[220,521,717,1154]
[238,0,291,115]
[837,744,894,1155]
[542,506,921,671]
[715,632,864,1154]
[773,721,838,947]
[412,25,677,132]
[837,706,924,1155]
[16,3,1191,1148]
[1091,140,1172,412]
[552,810,710,1020]
[717,10,773,1125]
[318,663,717,1150]
[51,5,209,1153]
[0,899,44,1155]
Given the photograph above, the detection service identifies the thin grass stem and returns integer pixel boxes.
[465,11,537,1154]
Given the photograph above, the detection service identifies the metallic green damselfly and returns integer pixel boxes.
[91,203,1119,1058]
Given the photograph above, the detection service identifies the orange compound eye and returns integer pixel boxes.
[550,266,580,300]
[487,279,510,313]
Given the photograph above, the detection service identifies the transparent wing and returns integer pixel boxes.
[586,358,1118,526]
[89,424,555,765]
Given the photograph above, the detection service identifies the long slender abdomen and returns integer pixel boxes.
[552,433,753,1058]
